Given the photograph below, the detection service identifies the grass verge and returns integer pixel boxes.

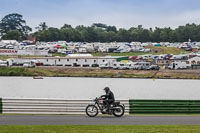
[0,67,200,79]
[92,46,191,56]
[0,125,200,133]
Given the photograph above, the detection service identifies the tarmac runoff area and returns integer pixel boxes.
[1,115,200,125]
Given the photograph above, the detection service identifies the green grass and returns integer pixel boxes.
[53,53,67,57]
[92,52,152,56]
[0,125,200,133]
[0,55,46,60]
[0,55,10,60]
[92,46,191,56]
[0,67,26,76]
[0,67,200,79]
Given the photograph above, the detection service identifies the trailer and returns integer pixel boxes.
[134,62,151,70]
[168,62,190,70]
[23,60,37,68]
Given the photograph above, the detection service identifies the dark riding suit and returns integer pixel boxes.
[101,90,115,112]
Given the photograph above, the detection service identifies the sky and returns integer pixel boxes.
[1,0,200,31]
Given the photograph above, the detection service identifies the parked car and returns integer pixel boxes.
[164,54,173,60]
[128,56,138,61]
[147,65,160,70]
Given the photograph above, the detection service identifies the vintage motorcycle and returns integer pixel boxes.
[86,97,125,117]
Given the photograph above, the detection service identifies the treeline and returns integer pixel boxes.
[1,13,200,42]
[34,23,200,43]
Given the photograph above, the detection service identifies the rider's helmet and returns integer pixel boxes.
[103,87,110,93]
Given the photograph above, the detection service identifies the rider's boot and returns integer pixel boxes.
[102,104,109,113]
[102,105,107,113]
[106,105,112,114]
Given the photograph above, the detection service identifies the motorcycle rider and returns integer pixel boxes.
[101,87,115,113]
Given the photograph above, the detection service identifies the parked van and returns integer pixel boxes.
[124,62,138,69]
[99,62,112,69]
[23,60,36,68]
[113,62,127,69]
[168,62,190,70]
[135,62,151,70]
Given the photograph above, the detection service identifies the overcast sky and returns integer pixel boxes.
[1,0,200,30]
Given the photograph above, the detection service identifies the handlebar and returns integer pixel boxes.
[94,97,104,101]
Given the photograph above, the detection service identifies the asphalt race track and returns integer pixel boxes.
[0,115,200,125]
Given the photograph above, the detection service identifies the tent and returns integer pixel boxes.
[154,44,161,47]
[61,44,67,48]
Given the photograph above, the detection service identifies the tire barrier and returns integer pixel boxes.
[2,98,129,115]
[129,99,200,114]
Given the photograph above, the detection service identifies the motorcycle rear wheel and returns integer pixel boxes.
[86,105,98,117]
[113,105,125,117]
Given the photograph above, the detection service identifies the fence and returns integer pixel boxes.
[1,98,129,114]
[129,99,200,114]
[0,98,2,114]
[2,98,200,115]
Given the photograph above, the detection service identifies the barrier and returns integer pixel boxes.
[0,98,2,114]
[2,98,129,114]
[3,98,200,114]
[129,99,200,114]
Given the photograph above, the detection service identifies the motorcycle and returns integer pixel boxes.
[86,97,125,117]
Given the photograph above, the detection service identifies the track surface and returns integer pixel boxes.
[1,115,200,125]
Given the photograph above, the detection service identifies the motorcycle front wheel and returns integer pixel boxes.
[113,105,125,117]
[86,105,98,117]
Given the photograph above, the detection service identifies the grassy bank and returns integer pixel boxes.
[0,67,35,76]
[0,67,200,79]
[145,46,188,55]
[92,46,190,56]
[0,125,200,133]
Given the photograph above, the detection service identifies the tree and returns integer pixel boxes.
[160,27,173,42]
[2,30,22,41]
[152,27,161,42]
[106,26,117,33]
[75,25,89,42]
[129,27,139,41]
[61,24,72,29]
[87,27,98,42]
[0,13,32,38]
[32,22,200,43]
[60,27,75,42]
[35,22,48,31]
[117,28,131,42]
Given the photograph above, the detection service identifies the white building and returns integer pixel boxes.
[13,56,126,67]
